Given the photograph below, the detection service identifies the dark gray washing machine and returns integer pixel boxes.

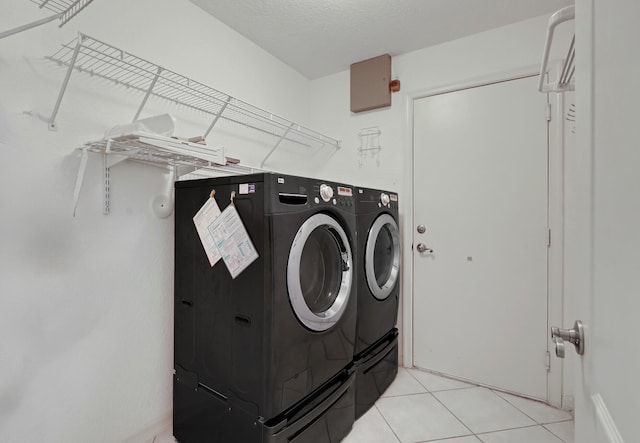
[173,172,357,442]
[354,187,401,419]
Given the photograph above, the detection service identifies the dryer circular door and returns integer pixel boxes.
[365,214,400,300]
[287,213,353,332]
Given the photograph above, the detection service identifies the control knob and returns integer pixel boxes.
[320,184,334,202]
[380,192,390,206]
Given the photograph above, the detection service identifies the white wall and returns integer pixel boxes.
[0,1,311,442]
[0,3,577,442]
[308,14,574,406]
[308,16,572,186]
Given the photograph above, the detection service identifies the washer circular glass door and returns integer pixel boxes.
[365,214,400,300]
[287,213,353,331]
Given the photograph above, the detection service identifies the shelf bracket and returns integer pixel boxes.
[72,147,89,217]
[133,66,163,122]
[102,140,133,214]
[0,13,62,40]
[103,152,111,215]
[261,123,295,168]
[175,165,197,180]
[203,97,232,139]
[49,33,83,130]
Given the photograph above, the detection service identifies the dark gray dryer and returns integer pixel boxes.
[173,172,357,442]
[353,187,401,419]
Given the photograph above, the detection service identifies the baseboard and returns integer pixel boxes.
[592,393,624,443]
[561,394,574,412]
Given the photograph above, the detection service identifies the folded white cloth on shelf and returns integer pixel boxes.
[105,113,176,139]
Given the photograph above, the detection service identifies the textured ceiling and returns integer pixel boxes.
[190,0,574,79]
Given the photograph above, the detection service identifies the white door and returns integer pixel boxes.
[570,1,640,441]
[412,75,550,399]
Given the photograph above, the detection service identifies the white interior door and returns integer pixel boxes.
[412,75,550,400]
[570,1,640,441]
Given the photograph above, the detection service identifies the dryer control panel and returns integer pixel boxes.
[356,188,399,213]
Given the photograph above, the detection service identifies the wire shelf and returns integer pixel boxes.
[30,0,95,26]
[47,33,341,154]
[0,0,94,39]
[82,133,227,170]
[83,137,261,175]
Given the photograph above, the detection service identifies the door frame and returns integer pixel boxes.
[400,65,565,407]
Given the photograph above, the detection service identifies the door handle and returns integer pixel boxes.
[416,243,433,254]
[551,320,584,358]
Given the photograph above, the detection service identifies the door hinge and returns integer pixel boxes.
[545,351,551,371]
[547,229,551,248]
[546,103,552,121]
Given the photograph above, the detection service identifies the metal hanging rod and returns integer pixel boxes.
[538,5,575,93]
[0,0,95,39]
[47,33,341,155]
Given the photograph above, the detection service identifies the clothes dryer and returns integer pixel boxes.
[173,173,357,442]
[353,187,401,418]
[354,188,401,356]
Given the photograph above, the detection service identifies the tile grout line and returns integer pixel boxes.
[474,423,568,442]
[376,394,480,443]
[542,422,571,443]
[404,369,482,441]
[482,390,568,441]
[404,367,480,395]
[372,403,402,443]
[428,386,557,440]
[427,391,478,439]
[384,370,571,443]
[488,388,541,424]
[489,388,573,441]
[379,369,477,442]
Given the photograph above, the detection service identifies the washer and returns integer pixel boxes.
[353,187,401,418]
[173,173,357,442]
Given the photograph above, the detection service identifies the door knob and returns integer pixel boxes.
[416,243,433,254]
[552,336,566,358]
[551,320,584,357]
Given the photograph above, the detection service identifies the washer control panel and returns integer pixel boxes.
[319,183,334,202]
[313,183,354,207]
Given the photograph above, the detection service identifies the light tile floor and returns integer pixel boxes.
[343,367,574,443]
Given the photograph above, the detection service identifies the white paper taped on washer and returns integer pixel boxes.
[207,204,258,278]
